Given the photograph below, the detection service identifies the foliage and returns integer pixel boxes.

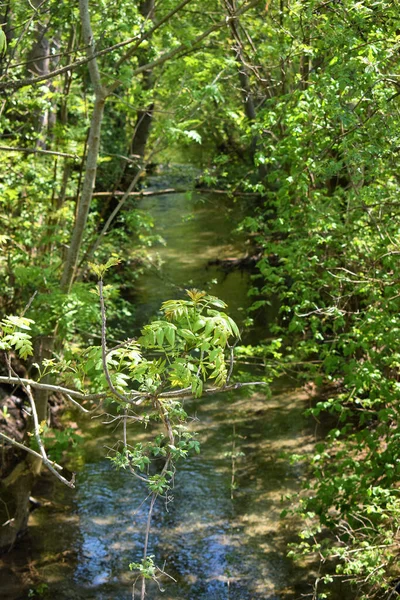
[40,425,84,464]
[0,315,34,360]
[101,287,239,479]
[226,0,400,595]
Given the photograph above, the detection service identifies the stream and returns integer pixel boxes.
[1,187,324,599]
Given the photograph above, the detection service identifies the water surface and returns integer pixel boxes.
[1,189,321,600]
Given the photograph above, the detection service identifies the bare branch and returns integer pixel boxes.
[226,338,240,383]
[0,432,63,471]
[86,167,145,264]
[156,381,268,400]
[25,384,75,488]
[0,375,106,402]
[21,291,38,317]
[0,146,79,159]
[64,393,91,413]
[106,337,137,355]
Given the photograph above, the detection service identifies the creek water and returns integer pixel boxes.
[1,188,322,600]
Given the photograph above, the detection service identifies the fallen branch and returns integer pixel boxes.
[90,187,259,198]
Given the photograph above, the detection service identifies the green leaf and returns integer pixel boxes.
[183,129,202,144]
[2,316,34,331]
[165,325,176,347]
[156,328,164,347]
[0,29,7,57]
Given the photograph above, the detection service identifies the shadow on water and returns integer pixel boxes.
[0,188,340,599]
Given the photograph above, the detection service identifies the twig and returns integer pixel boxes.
[99,279,130,404]
[0,432,63,470]
[231,424,236,500]
[106,337,137,355]
[0,375,106,402]
[226,338,240,383]
[123,408,127,447]
[21,291,38,316]
[25,384,75,488]
[139,456,172,600]
[82,166,145,267]
[64,393,91,413]
[100,414,142,424]
[156,380,268,400]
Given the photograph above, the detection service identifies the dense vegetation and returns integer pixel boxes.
[1,0,400,598]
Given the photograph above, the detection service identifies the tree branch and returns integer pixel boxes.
[115,0,194,70]
[24,384,75,488]
[0,0,261,92]
[0,146,79,159]
[0,375,106,402]
[0,432,63,471]
[156,380,268,400]
[84,167,145,266]
[78,0,103,95]
[0,0,193,92]
[109,0,262,93]
[99,279,132,404]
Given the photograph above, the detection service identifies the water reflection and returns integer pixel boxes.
[133,191,255,326]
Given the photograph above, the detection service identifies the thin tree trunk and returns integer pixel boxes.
[60,96,105,292]
[224,0,264,173]
[27,0,51,148]
[60,0,106,293]
[127,1,156,171]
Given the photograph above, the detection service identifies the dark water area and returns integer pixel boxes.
[131,188,271,336]
[0,187,332,599]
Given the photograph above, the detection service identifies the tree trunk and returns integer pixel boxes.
[0,463,34,552]
[60,0,107,292]
[60,95,105,292]
[0,0,106,551]
[128,0,156,169]
[27,0,52,148]
[224,0,261,167]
